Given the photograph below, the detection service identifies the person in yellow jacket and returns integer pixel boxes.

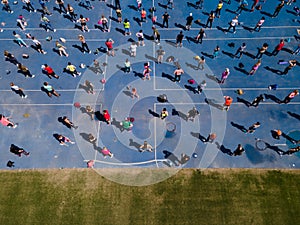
[123,18,131,36]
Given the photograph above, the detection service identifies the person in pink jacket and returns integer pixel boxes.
[0,114,17,128]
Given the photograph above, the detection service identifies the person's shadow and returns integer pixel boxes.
[162,150,181,166]
[129,138,141,151]
[184,84,198,94]
[205,74,219,83]
[282,132,298,144]
[58,117,71,129]
[172,109,188,121]
[205,98,224,110]
[111,118,124,132]
[148,109,160,118]
[264,66,283,75]
[190,132,207,143]
[287,111,300,121]
[222,50,235,58]
[264,94,282,104]
[230,122,247,133]
[161,72,174,82]
[236,97,251,107]
[215,142,233,156]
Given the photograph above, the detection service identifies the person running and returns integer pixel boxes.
[65,62,81,77]
[16,14,27,30]
[62,116,78,129]
[187,107,199,121]
[140,8,147,25]
[176,31,184,47]
[143,63,151,80]
[4,50,19,65]
[2,0,13,13]
[283,146,300,155]
[23,0,36,13]
[39,0,52,15]
[250,94,264,107]
[235,0,248,15]
[101,147,114,158]
[136,30,145,46]
[252,16,265,32]
[43,82,60,97]
[281,90,299,104]
[234,42,246,59]
[42,64,59,79]
[103,110,111,124]
[84,80,94,94]
[12,31,28,47]
[173,67,184,83]
[0,114,17,128]
[78,34,91,54]
[185,13,193,30]
[215,0,223,18]
[225,16,239,34]
[17,63,35,78]
[10,82,27,98]
[56,0,67,14]
[248,59,261,75]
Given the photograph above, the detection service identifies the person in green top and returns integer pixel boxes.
[120,118,133,131]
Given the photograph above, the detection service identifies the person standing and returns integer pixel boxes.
[162,11,170,28]
[10,82,27,98]
[105,38,115,56]
[233,144,245,156]
[234,42,246,59]
[282,59,297,75]
[205,133,217,143]
[246,122,260,133]
[223,96,233,111]
[215,0,223,18]
[78,34,91,54]
[219,68,230,84]
[115,0,121,9]
[131,87,139,99]
[281,90,299,104]
[272,0,285,18]
[160,108,169,120]
[255,43,268,59]
[156,46,165,64]
[116,8,122,23]
[250,94,264,107]
[130,42,138,57]
[136,30,145,46]
[99,15,109,32]
[124,58,131,73]
[43,82,60,97]
[195,28,206,44]
[213,45,220,58]
[123,18,131,36]
[78,15,89,32]
[252,16,265,32]
[196,56,205,70]
[103,110,111,124]
[173,67,184,83]
[271,39,285,56]
[185,13,193,31]
[176,31,184,47]
[205,11,215,29]
[248,59,261,75]
[140,8,147,25]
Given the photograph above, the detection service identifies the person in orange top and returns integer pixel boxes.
[140,8,147,24]
[223,96,233,111]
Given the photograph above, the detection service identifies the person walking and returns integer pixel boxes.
[205,11,215,29]
[248,59,261,75]
[252,16,265,32]
[2,0,13,13]
[12,31,28,47]
[136,30,145,46]
[225,16,239,34]
[197,80,206,94]
[10,82,27,98]
[93,59,104,75]
[176,31,184,47]
[39,0,52,15]
[85,105,94,120]
[215,0,223,18]
[185,13,193,31]
[31,36,47,54]
[173,67,184,83]
[271,39,285,56]
[282,59,297,75]
[234,42,246,59]
[255,43,268,59]
[281,90,299,104]
[246,122,260,133]
[219,68,230,84]
[162,11,170,28]
[139,141,153,152]
[187,107,199,122]
[160,108,169,120]
[55,41,69,57]
[84,80,94,94]
[42,64,59,79]
[195,28,206,44]
[223,96,233,111]
[40,14,56,32]
[272,0,285,18]
[156,46,165,64]
[78,34,91,54]
[43,82,60,97]
[195,56,205,70]
[250,0,259,12]
[114,0,121,9]
[250,94,264,107]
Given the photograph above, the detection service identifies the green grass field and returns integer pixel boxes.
[0,169,299,225]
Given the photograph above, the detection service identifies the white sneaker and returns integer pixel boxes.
[110,153,114,158]
[24,95,28,98]
[13,124,18,128]
[53,29,56,32]
[31,75,35,78]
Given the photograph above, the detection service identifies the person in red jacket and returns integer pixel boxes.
[105,38,115,56]
[42,64,59,79]
[272,39,284,56]
[223,96,233,111]
[103,110,111,124]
